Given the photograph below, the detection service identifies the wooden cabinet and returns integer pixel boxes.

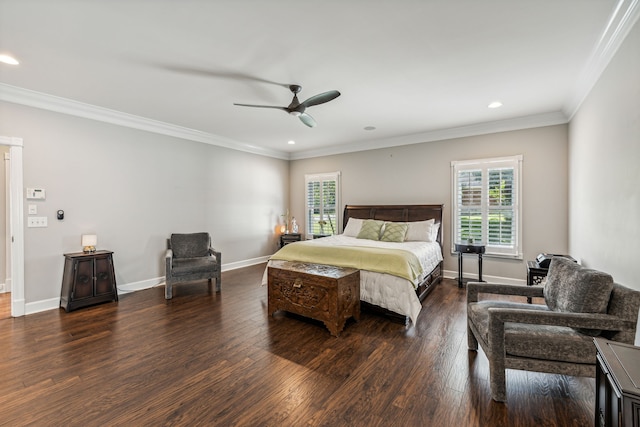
[594,338,640,427]
[60,250,118,312]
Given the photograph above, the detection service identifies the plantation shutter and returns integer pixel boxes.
[451,156,522,258]
[305,172,341,240]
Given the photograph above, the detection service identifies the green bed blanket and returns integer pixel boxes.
[270,241,424,285]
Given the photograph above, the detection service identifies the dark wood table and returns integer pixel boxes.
[455,243,485,288]
[280,233,301,247]
[594,338,640,426]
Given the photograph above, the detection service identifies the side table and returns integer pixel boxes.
[526,260,548,303]
[60,250,118,312]
[455,243,486,288]
[594,337,640,427]
[280,233,301,247]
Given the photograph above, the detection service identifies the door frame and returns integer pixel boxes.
[0,136,25,317]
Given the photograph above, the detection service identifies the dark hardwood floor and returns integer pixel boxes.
[0,264,594,426]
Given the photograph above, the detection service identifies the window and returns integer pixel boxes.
[305,172,340,239]
[451,155,522,258]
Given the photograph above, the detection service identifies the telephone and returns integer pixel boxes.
[536,253,576,268]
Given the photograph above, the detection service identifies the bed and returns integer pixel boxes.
[262,204,444,325]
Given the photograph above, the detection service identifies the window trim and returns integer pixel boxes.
[304,171,341,240]
[451,155,523,259]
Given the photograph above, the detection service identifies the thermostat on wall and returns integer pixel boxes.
[26,188,46,200]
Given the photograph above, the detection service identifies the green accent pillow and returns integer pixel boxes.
[380,222,408,242]
[356,219,384,240]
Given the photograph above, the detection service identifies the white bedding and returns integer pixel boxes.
[262,235,443,325]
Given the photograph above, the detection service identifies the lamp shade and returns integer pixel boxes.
[81,234,97,253]
[82,234,97,246]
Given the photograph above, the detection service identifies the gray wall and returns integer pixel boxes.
[0,102,289,306]
[568,18,640,289]
[290,125,569,282]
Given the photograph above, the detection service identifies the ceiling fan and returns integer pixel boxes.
[234,84,341,128]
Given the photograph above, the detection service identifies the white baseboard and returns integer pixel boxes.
[117,276,165,295]
[20,258,270,316]
[0,282,5,293]
[25,297,59,315]
[443,269,525,286]
[222,255,270,271]
[20,260,522,316]
[12,298,25,316]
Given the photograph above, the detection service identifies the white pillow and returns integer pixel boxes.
[430,222,440,242]
[405,219,435,242]
[343,217,364,237]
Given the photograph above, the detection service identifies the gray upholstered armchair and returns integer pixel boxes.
[165,232,221,299]
[467,257,640,402]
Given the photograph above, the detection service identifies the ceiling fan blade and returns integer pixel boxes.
[301,90,341,108]
[162,66,289,88]
[233,103,288,112]
[299,113,317,128]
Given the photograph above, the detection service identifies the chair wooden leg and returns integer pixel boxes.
[215,275,221,292]
[165,282,173,299]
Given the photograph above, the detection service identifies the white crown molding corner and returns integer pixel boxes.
[563,0,640,120]
[0,83,290,161]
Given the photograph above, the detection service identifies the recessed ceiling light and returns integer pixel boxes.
[364,126,376,131]
[488,101,503,109]
[0,54,19,65]
[288,140,295,145]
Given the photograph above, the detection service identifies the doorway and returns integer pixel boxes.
[1,146,10,318]
[0,136,25,318]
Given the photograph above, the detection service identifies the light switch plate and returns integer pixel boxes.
[26,188,46,200]
[28,204,37,215]
[27,217,47,228]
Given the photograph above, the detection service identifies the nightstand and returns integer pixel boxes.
[280,233,301,247]
[594,338,640,427]
[454,243,485,288]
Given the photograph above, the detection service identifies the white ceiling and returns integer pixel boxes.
[0,0,637,159]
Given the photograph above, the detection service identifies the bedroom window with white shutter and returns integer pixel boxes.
[305,172,340,240]
[451,155,522,258]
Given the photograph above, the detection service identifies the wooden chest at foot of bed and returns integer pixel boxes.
[268,261,360,337]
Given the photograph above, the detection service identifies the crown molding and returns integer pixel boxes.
[0,83,290,160]
[563,0,640,120]
[289,111,568,160]
[1,82,569,161]
[0,81,577,163]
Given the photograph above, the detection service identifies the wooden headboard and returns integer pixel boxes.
[343,204,444,246]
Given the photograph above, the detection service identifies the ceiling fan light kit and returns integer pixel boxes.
[234,84,340,128]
